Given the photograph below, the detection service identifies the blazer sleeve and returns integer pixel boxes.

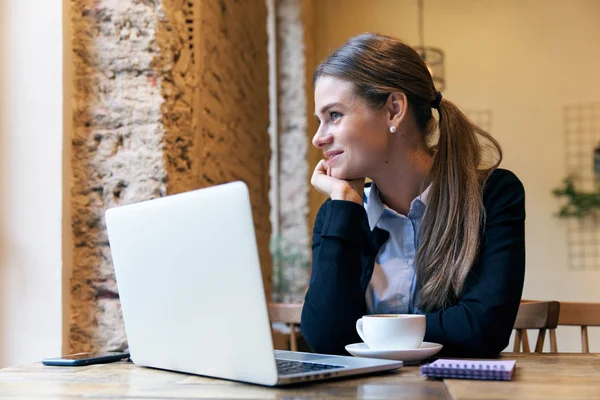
[300,199,368,355]
[424,169,526,357]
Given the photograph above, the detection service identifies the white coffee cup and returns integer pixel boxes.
[356,314,426,350]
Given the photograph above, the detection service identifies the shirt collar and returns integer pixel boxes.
[416,184,431,206]
[365,184,385,231]
[364,183,431,231]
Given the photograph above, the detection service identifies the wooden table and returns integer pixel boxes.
[0,353,598,399]
[445,353,600,400]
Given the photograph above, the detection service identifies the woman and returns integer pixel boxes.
[300,33,525,358]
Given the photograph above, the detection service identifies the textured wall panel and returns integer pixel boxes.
[273,0,310,302]
[70,0,169,353]
[69,0,270,353]
[194,0,272,297]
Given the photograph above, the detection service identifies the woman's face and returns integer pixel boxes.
[313,76,389,180]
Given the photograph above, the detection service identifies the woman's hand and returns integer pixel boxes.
[311,160,365,205]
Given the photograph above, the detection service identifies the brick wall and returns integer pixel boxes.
[68,0,270,353]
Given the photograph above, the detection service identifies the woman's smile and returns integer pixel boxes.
[325,150,344,167]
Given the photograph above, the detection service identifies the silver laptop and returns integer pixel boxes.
[105,181,402,386]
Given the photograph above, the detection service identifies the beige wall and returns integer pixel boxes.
[0,0,64,367]
[312,0,600,352]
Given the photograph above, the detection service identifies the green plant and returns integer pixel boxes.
[552,176,600,218]
[270,236,310,302]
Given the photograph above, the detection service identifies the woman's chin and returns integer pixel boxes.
[331,169,361,181]
[330,170,346,180]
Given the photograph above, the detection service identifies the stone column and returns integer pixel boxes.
[69,0,270,353]
[271,0,315,302]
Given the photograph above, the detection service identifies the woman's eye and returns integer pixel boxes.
[330,111,341,121]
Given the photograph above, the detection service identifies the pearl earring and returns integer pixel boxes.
[390,126,396,133]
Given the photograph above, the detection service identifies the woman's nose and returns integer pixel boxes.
[312,126,333,148]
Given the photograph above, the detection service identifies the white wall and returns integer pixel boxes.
[0,0,64,367]
[313,0,600,352]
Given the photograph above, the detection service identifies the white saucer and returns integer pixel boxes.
[345,342,443,363]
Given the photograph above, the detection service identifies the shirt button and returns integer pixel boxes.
[407,259,414,265]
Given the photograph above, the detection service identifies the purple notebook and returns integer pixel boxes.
[421,359,516,381]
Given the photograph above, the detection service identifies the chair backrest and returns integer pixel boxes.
[267,302,303,351]
[557,302,600,353]
[513,300,560,353]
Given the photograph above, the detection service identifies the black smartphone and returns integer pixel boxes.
[42,351,130,366]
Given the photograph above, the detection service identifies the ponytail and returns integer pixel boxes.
[417,97,502,311]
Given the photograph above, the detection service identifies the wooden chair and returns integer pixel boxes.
[267,302,303,351]
[513,300,560,352]
[554,302,600,353]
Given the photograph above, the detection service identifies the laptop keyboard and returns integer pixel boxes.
[276,359,344,376]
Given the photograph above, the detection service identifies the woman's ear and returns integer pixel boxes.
[387,92,408,131]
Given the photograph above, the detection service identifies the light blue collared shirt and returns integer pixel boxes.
[364,183,430,315]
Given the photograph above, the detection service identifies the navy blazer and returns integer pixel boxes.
[301,168,526,357]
